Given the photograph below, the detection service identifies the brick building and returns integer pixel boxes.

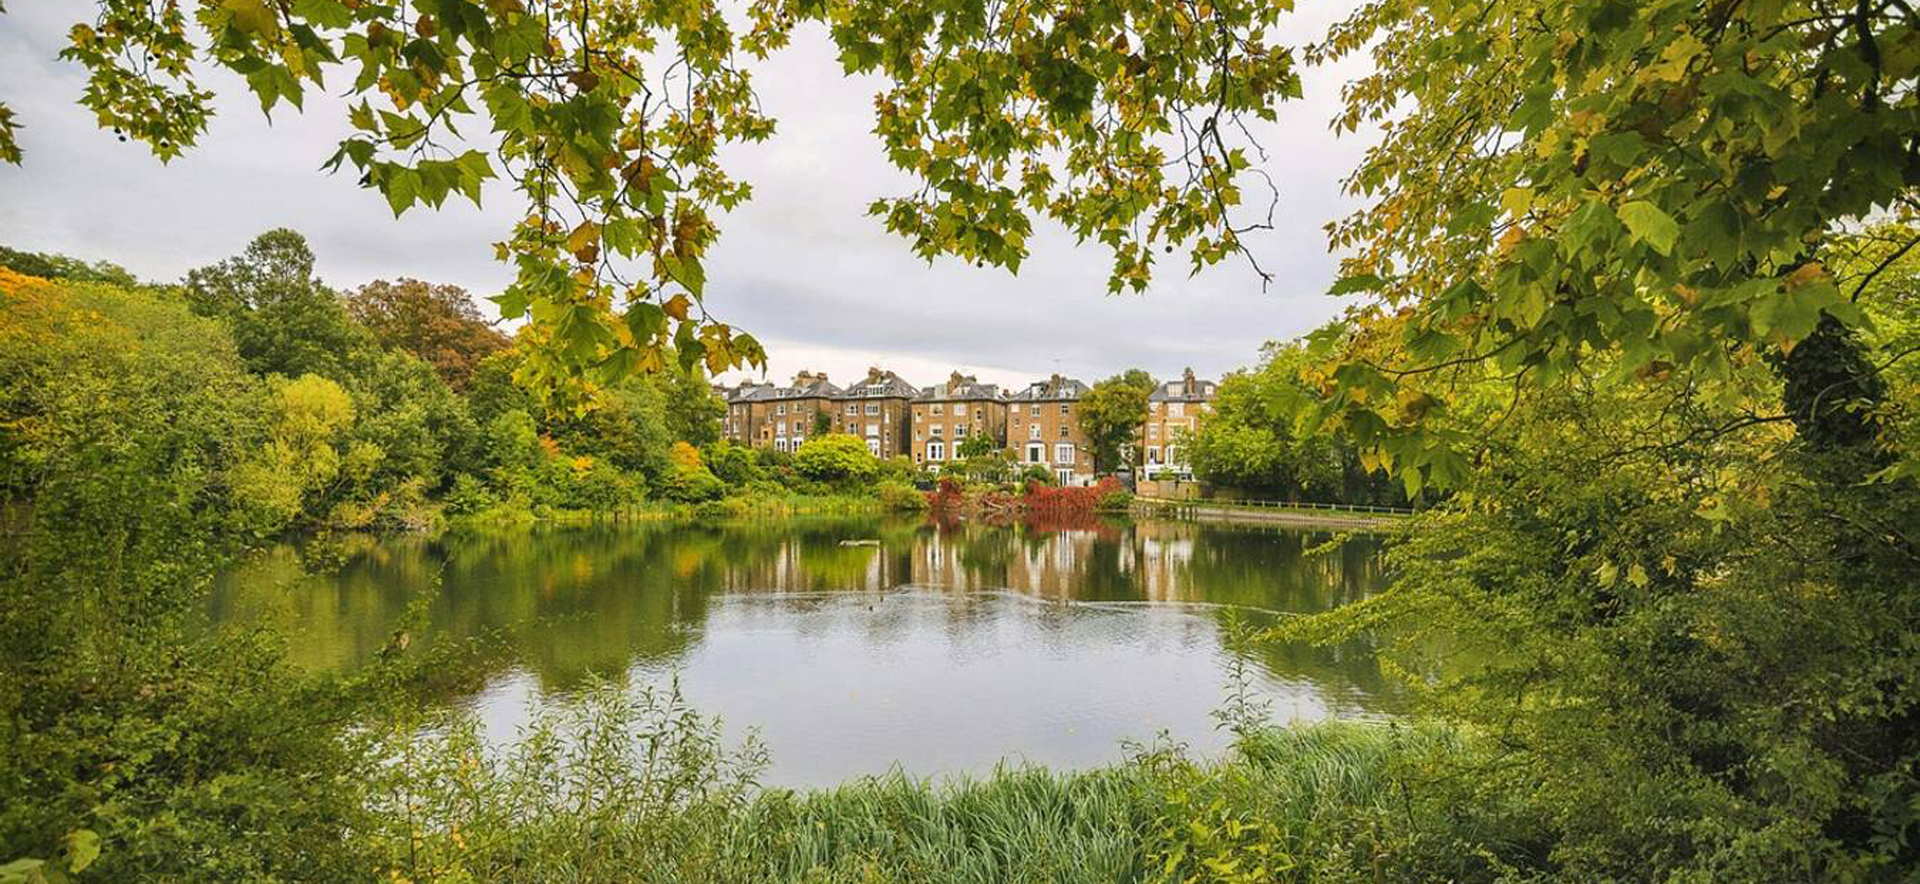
[1006,374,1094,485]
[908,372,1007,466]
[722,370,843,452]
[837,367,918,456]
[1142,368,1216,477]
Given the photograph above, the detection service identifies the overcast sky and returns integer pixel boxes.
[0,2,1376,392]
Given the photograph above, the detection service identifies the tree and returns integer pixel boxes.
[1300,0,1914,491]
[0,245,137,285]
[345,278,508,390]
[1076,371,1154,474]
[956,432,998,459]
[182,229,370,380]
[1270,3,1920,876]
[10,0,1302,397]
[792,435,880,485]
[661,362,726,446]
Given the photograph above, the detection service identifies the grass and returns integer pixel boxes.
[360,683,1527,884]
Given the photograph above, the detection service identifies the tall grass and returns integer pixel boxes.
[361,682,1532,884]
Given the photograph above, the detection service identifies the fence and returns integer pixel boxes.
[1134,495,1417,517]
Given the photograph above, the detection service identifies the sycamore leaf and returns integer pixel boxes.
[1619,201,1680,255]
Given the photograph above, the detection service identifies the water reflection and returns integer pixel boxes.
[209,515,1400,785]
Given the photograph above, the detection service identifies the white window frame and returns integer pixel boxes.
[1054,443,1074,465]
[1029,405,1040,417]
[954,403,967,417]
[932,403,944,416]
[865,403,880,416]
[928,441,945,461]
[775,438,789,452]
[845,403,857,415]
[1026,443,1045,463]
[930,425,943,438]
[1169,402,1185,417]
[866,423,880,437]
[1028,423,1041,440]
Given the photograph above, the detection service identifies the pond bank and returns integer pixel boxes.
[1133,496,1412,530]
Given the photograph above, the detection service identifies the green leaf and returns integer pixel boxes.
[1618,201,1679,255]
[64,829,100,874]
[1329,273,1384,295]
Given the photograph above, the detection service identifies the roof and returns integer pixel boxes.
[914,373,1004,403]
[1007,374,1089,402]
[1148,378,1217,403]
[841,368,919,399]
[725,376,841,403]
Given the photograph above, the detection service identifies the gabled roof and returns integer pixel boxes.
[1008,374,1089,402]
[841,367,919,399]
[914,372,1004,403]
[1148,380,1217,403]
[725,375,841,402]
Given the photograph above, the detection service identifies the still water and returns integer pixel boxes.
[209,515,1399,785]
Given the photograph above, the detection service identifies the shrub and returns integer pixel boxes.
[661,441,725,502]
[874,480,929,512]
[792,434,879,485]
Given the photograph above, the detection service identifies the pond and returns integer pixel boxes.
[208,515,1401,786]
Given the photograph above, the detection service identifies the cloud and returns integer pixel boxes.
[0,3,1378,392]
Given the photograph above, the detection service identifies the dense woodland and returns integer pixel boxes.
[4,0,1920,880]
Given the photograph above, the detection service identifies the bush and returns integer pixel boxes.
[700,440,763,486]
[874,480,929,512]
[1097,490,1133,511]
[792,434,879,485]
[442,473,497,516]
[661,442,725,502]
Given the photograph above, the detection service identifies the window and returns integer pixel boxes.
[775,438,788,452]
[845,403,857,415]
[954,404,967,417]
[1029,405,1040,417]
[928,441,945,461]
[915,430,923,441]
[1148,424,1159,439]
[1169,402,1185,417]
[1028,424,1041,440]
[1026,443,1044,463]
[1165,445,1180,465]
[1147,445,1162,463]
[792,434,803,447]
[1055,444,1075,464]
[930,425,943,437]
[1056,468,1074,485]
[1058,425,1070,440]
[865,438,881,455]
[865,403,880,416]
[866,423,879,436]
[1060,403,1070,415]
[777,420,786,434]
[932,404,944,416]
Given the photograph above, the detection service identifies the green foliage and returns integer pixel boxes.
[1079,371,1154,474]
[0,270,391,879]
[663,362,727,446]
[1187,340,1410,506]
[18,0,1306,401]
[792,434,881,486]
[182,229,372,381]
[1303,0,1920,492]
[0,245,136,285]
[661,442,725,503]
[956,431,998,459]
[874,479,929,512]
[700,440,765,486]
